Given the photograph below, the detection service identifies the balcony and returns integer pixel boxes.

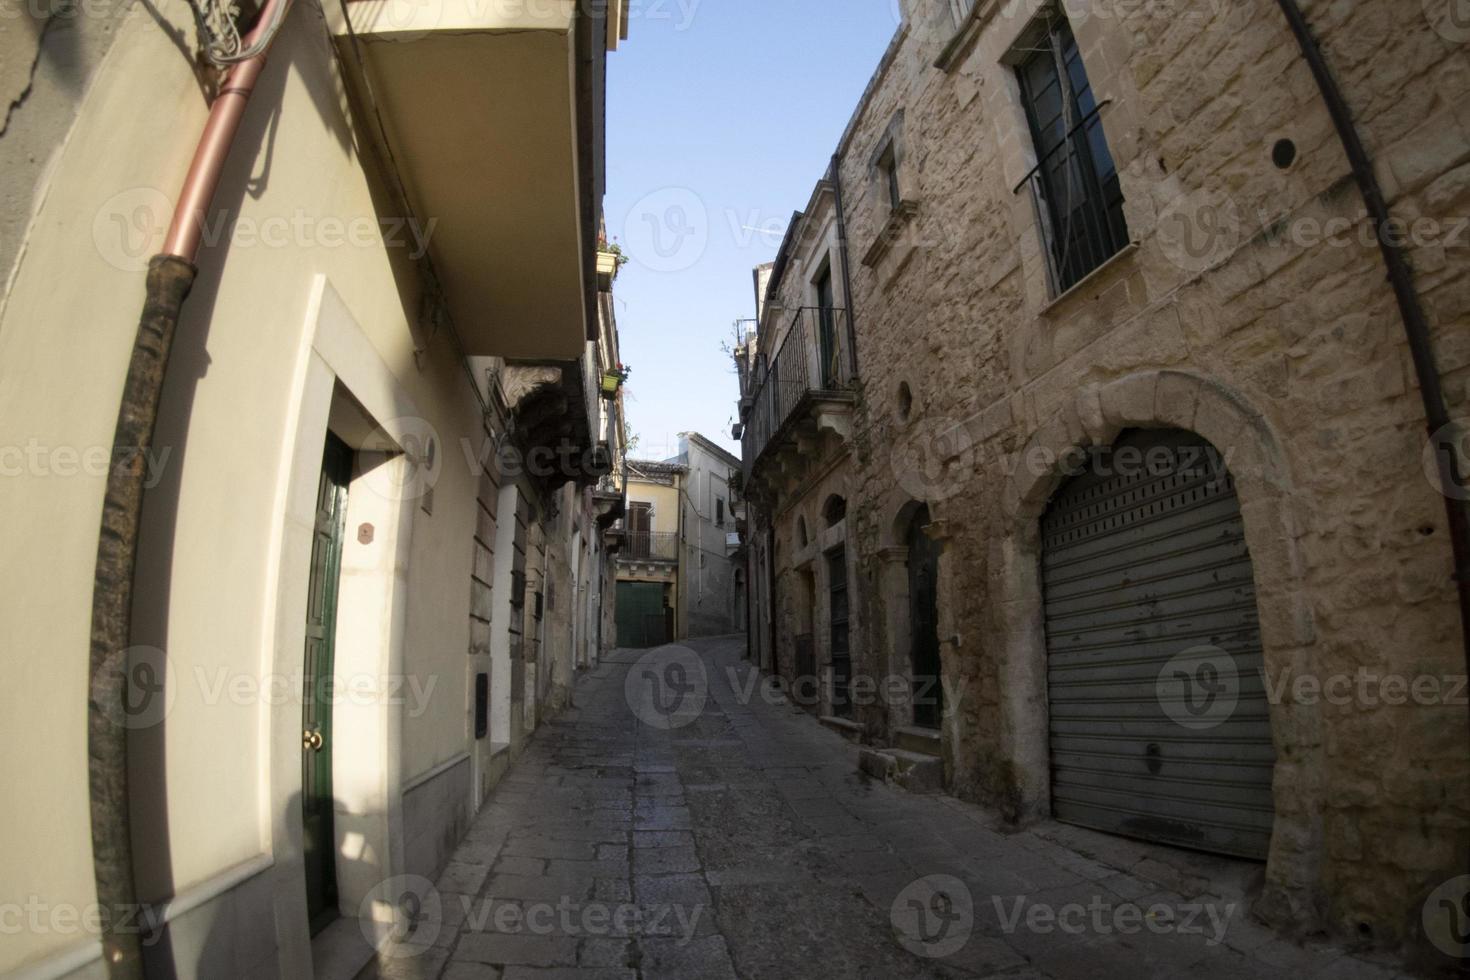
[741,307,857,486]
[620,530,678,563]
[331,0,626,359]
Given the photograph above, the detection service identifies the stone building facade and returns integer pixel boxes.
[736,0,1470,958]
[670,432,745,638]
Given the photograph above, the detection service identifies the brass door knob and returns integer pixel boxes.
[303,729,324,751]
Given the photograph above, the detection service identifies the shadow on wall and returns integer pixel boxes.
[139,792,401,980]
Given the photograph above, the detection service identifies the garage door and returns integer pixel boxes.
[1041,428,1275,859]
[616,581,667,649]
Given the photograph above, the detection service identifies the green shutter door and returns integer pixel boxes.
[617,581,665,648]
[303,433,352,933]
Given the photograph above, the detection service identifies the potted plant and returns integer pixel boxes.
[600,362,630,396]
[596,236,629,286]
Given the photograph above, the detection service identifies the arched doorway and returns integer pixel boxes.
[905,505,942,728]
[1040,428,1275,859]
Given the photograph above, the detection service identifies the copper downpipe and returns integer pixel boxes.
[162,0,290,260]
[89,2,291,977]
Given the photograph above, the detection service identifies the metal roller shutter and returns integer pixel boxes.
[1041,428,1276,860]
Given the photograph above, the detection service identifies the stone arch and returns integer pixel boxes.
[887,497,930,548]
[822,493,848,527]
[995,369,1321,922]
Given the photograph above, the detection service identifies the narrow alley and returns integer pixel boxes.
[375,637,1402,980]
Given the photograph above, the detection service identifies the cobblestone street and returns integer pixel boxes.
[376,636,1409,980]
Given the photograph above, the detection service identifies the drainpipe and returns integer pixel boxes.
[830,153,860,380]
[1272,0,1470,713]
[88,3,292,976]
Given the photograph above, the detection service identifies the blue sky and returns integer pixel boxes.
[605,0,899,460]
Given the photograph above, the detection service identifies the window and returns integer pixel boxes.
[814,264,838,388]
[1016,15,1129,294]
[948,0,974,27]
[877,144,901,210]
[715,497,725,527]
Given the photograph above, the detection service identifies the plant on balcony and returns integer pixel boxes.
[596,236,630,281]
[600,362,631,396]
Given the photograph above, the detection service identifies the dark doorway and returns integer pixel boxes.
[827,547,851,718]
[815,264,837,388]
[302,432,351,935]
[627,501,652,559]
[906,506,942,728]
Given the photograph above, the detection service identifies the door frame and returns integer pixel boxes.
[263,277,424,974]
[994,370,1320,915]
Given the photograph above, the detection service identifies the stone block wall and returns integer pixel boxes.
[749,0,1470,952]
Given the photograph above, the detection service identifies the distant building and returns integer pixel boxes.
[615,459,685,647]
[614,433,743,645]
[670,432,744,639]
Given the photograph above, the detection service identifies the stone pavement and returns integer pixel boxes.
[368,635,1413,979]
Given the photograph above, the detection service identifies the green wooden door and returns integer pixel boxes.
[303,433,351,934]
[616,581,665,648]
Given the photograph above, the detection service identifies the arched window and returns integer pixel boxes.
[822,495,847,527]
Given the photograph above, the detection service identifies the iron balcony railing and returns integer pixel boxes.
[621,530,678,562]
[1013,102,1129,295]
[741,306,856,477]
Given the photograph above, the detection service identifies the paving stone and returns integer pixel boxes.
[453,933,577,967]
[631,845,701,875]
[501,969,635,980]
[434,636,1393,980]
[438,861,492,896]
[577,937,632,967]
[440,963,503,980]
[496,855,546,877]
[637,936,738,980]
[546,858,629,879]
[484,873,595,902]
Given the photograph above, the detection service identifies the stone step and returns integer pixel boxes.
[819,714,864,742]
[893,725,942,757]
[857,747,943,794]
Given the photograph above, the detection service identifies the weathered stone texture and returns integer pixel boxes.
[746,0,1470,955]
